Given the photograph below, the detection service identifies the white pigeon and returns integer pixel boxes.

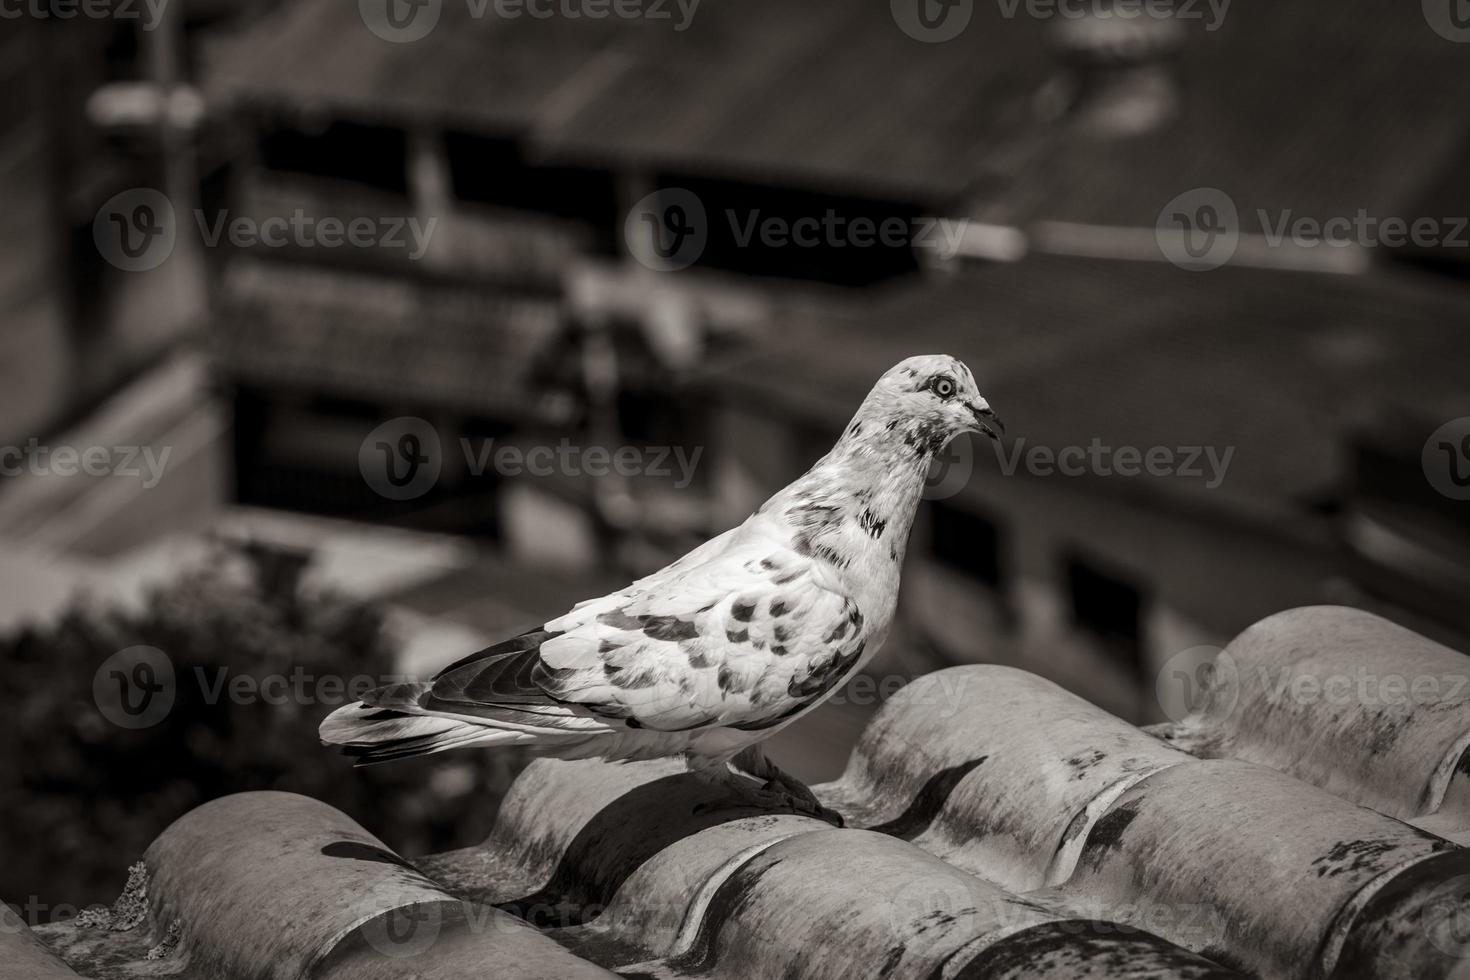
[321,354,1002,822]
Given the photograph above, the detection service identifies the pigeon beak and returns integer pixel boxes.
[966,399,1004,440]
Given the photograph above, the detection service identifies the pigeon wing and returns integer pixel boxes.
[427,537,865,734]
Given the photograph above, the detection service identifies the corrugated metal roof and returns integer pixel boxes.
[19,605,1470,978]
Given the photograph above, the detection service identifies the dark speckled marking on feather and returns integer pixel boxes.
[605,662,659,689]
[717,665,740,694]
[732,634,867,730]
[901,418,949,457]
[727,628,749,644]
[788,639,865,699]
[640,614,700,643]
[598,609,643,630]
[774,624,791,643]
[685,640,714,669]
[769,599,789,617]
[812,543,851,569]
[790,501,840,524]
[732,600,756,622]
[858,508,887,539]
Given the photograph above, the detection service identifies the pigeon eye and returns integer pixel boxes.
[930,376,956,399]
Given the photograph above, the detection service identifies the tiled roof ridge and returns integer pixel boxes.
[18,605,1470,979]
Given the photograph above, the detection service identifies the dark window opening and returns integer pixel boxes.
[259,120,408,195]
[654,174,925,286]
[1065,553,1146,678]
[444,131,620,254]
[229,387,502,539]
[929,501,1004,591]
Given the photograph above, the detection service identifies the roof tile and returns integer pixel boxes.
[26,605,1470,978]
[1155,605,1470,829]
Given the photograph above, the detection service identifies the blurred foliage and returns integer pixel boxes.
[0,543,519,920]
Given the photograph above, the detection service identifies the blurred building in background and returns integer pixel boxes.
[3,0,1470,766]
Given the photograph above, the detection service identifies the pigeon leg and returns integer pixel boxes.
[729,745,844,827]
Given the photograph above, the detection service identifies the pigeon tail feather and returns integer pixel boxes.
[321,681,530,765]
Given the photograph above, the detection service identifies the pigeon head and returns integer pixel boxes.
[856,354,1003,450]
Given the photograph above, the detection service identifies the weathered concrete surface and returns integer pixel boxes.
[1155,606,1470,830]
